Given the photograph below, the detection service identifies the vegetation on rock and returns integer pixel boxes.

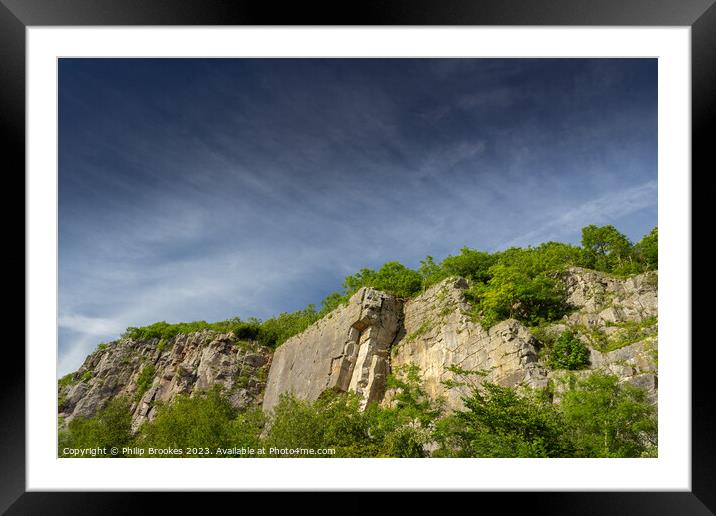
[57,368,656,458]
[560,372,657,457]
[547,330,591,370]
[58,397,133,457]
[134,364,156,401]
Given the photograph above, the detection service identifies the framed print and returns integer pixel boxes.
[6,0,713,513]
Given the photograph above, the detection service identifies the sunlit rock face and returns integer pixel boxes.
[262,287,403,413]
[390,278,548,410]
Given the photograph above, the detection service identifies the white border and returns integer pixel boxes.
[27,27,691,491]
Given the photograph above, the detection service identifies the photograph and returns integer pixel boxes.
[56,57,660,460]
[7,0,711,508]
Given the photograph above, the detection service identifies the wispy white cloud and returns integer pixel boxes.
[499,180,657,249]
[59,313,125,337]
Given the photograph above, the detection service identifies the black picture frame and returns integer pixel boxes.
[6,0,712,513]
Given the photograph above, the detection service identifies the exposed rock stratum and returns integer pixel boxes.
[59,267,657,428]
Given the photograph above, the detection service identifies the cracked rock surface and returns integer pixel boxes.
[263,287,403,412]
[58,332,271,431]
[390,278,548,410]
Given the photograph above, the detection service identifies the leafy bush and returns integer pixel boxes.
[448,381,571,457]
[435,369,656,458]
[365,364,443,457]
[548,330,590,370]
[80,371,93,382]
[58,373,76,390]
[123,317,262,342]
[258,306,320,348]
[633,226,658,270]
[134,364,156,401]
[435,367,572,457]
[440,247,496,283]
[135,386,261,456]
[58,397,133,457]
[418,255,450,288]
[467,263,569,328]
[560,372,657,457]
[581,224,633,272]
[580,224,658,276]
[383,364,443,428]
[264,365,442,458]
[266,391,376,457]
[343,261,423,298]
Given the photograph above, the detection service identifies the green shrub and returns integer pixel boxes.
[264,365,442,458]
[603,316,658,352]
[135,386,261,456]
[418,255,450,288]
[266,391,376,457]
[134,364,156,401]
[440,247,496,283]
[343,261,423,298]
[56,367,657,459]
[633,226,658,270]
[440,379,572,458]
[560,372,657,457]
[548,330,590,370]
[467,263,569,328]
[434,369,656,458]
[233,340,251,350]
[123,317,262,342]
[258,306,320,348]
[58,397,133,457]
[318,291,349,316]
[80,371,93,382]
[236,374,250,388]
[58,373,76,390]
[580,224,657,276]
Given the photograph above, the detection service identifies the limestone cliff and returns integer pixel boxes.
[263,287,403,412]
[548,267,658,402]
[391,268,657,409]
[59,267,657,427]
[59,331,271,430]
[390,277,549,410]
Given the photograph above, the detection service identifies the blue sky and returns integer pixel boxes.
[58,58,657,375]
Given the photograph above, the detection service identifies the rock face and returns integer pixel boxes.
[263,287,403,413]
[561,267,657,326]
[265,268,657,413]
[390,278,548,410]
[551,267,659,401]
[58,332,271,431]
[59,267,658,428]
